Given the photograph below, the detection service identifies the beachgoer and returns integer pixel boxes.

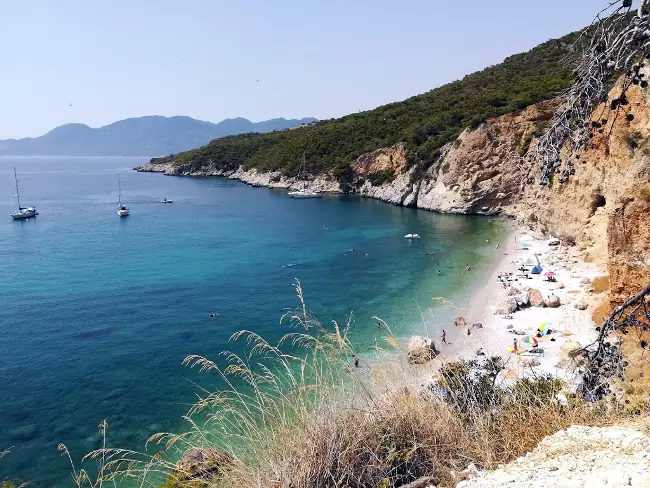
[442,330,447,344]
[496,244,499,250]
[437,270,441,276]
[377,320,382,329]
[467,328,471,336]
[513,338,518,352]
[209,313,219,319]
[354,355,359,367]
[465,264,472,271]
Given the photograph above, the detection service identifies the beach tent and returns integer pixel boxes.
[531,265,543,274]
[523,254,541,267]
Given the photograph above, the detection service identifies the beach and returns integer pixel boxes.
[380,221,610,392]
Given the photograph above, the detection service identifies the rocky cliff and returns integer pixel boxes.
[135,101,556,215]
[512,75,650,303]
[136,84,649,302]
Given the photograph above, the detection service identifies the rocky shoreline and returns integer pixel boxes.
[133,161,503,216]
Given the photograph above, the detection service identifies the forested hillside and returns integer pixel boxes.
[151,30,585,177]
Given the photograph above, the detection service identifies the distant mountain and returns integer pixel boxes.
[0,116,317,156]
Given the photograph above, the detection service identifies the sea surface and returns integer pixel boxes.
[0,157,504,487]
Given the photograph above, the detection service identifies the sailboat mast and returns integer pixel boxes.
[13,167,21,209]
[118,174,121,206]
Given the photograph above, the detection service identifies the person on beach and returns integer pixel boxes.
[442,330,447,344]
[437,270,441,275]
[495,244,499,250]
[513,338,518,352]
[354,355,360,367]
[467,328,471,336]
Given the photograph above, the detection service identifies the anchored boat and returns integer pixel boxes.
[11,168,38,220]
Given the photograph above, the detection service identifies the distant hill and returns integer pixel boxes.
[151,27,590,178]
[0,116,317,156]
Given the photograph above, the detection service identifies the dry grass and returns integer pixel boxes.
[68,281,624,488]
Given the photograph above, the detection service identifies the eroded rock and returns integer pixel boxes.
[545,295,561,308]
[407,336,437,364]
[528,288,545,307]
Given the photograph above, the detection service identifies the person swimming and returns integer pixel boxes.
[209,313,219,319]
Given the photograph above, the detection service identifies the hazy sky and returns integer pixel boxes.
[0,0,614,139]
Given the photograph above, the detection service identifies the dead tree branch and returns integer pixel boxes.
[527,1,650,186]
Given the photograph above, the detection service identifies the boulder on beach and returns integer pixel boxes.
[454,316,467,327]
[174,447,233,482]
[494,297,518,315]
[507,286,521,296]
[528,288,545,307]
[407,335,437,364]
[575,301,588,310]
[545,295,561,308]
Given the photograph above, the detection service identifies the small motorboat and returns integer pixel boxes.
[288,189,322,198]
[159,198,173,203]
[404,233,421,239]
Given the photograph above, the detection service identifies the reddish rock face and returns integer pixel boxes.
[608,196,650,304]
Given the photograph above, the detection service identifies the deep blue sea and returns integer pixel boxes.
[0,157,504,487]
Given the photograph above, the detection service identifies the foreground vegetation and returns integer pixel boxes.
[150,30,587,179]
[46,282,633,488]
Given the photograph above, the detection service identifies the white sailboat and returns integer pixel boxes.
[116,174,129,217]
[11,168,38,220]
[288,152,322,199]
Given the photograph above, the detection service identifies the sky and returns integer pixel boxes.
[0,0,618,139]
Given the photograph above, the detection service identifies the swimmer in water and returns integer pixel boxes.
[209,313,219,319]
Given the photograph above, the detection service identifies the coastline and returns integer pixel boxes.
[133,163,503,217]
[367,220,608,394]
[416,223,607,389]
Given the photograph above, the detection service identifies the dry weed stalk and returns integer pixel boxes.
[64,281,620,488]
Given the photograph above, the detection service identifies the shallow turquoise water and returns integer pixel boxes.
[0,157,503,486]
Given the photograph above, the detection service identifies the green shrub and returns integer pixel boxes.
[626,130,643,152]
[639,186,650,202]
[367,169,396,186]
[519,132,534,156]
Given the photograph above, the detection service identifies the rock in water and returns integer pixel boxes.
[174,447,233,482]
[528,288,545,307]
[407,335,437,364]
[545,295,561,308]
[454,316,468,327]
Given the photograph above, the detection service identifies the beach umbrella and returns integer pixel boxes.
[520,243,529,249]
[520,336,538,346]
[539,322,552,335]
[544,271,555,278]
